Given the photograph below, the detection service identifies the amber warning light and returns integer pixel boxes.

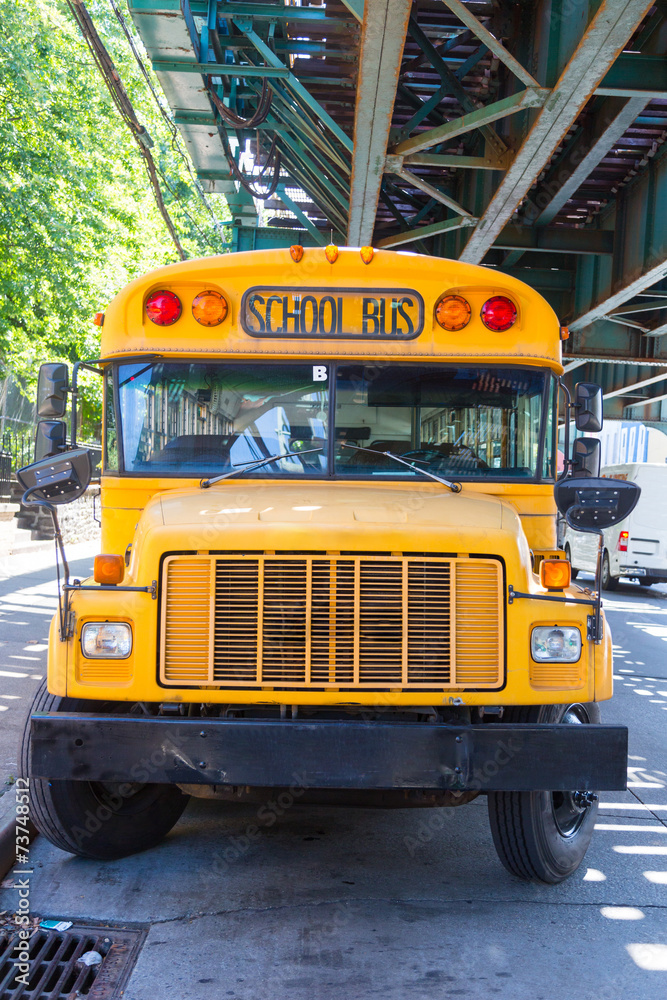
[94,554,125,586]
[540,559,571,591]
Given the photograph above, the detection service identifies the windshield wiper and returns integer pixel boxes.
[341,444,461,493]
[201,448,323,488]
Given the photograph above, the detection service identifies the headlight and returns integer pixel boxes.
[531,626,581,662]
[81,622,132,659]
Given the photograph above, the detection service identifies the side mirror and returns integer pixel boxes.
[37,363,69,419]
[574,382,603,433]
[34,420,67,462]
[571,437,601,478]
[554,476,640,531]
[17,448,92,505]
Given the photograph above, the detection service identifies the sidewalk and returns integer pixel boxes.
[0,523,100,581]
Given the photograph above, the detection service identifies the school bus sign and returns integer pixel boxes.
[241,286,424,339]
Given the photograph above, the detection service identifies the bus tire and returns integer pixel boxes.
[601,551,619,591]
[564,544,578,579]
[20,682,189,861]
[487,702,600,884]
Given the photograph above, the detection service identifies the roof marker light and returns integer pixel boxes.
[435,294,471,331]
[481,295,517,332]
[93,312,105,327]
[325,244,339,264]
[145,290,182,326]
[290,245,304,262]
[360,246,374,264]
[192,290,228,327]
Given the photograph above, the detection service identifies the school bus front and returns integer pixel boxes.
[23,247,627,882]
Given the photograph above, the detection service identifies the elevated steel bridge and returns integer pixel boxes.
[129,0,667,411]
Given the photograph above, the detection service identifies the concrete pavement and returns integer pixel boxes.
[0,562,665,998]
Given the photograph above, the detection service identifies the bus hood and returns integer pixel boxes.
[134,483,530,566]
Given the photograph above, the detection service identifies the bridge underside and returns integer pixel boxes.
[129,1,667,413]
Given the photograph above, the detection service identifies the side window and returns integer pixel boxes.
[104,368,119,472]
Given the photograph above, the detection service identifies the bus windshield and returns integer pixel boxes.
[114,361,554,481]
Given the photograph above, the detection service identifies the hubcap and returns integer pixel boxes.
[551,705,597,838]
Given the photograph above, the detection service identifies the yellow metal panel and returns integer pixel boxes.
[454,561,503,685]
[162,557,211,683]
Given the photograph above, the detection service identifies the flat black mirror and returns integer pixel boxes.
[17,448,92,505]
[571,436,601,478]
[574,382,603,433]
[37,363,69,419]
[554,476,640,531]
[34,420,67,462]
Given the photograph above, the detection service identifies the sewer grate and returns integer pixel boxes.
[0,923,146,999]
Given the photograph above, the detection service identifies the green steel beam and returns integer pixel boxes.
[459,0,654,264]
[393,167,473,217]
[393,150,512,171]
[339,0,364,21]
[132,1,354,25]
[526,96,649,227]
[406,19,508,160]
[595,55,667,98]
[151,59,290,77]
[233,21,353,152]
[439,0,542,89]
[275,187,327,245]
[495,226,614,255]
[347,0,412,246]
[377,215,477,248]
[391,88,548,157]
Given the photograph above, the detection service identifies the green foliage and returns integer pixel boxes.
[0,0,230,437]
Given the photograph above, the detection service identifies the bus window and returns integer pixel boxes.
[117,362,329,475]
[104,367,119,473]
[334,364,549,480]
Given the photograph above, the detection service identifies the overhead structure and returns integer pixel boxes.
[128,0,667,411]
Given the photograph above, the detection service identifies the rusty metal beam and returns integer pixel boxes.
[459,0,654,265]
[347,0,411,246]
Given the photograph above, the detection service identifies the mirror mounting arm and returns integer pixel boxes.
[565,508,603,645]
[21,486,71,640]
[557,379,572,482]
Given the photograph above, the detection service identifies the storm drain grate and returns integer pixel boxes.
[0,923,146,999]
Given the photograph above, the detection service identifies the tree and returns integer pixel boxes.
[0,0,229,436]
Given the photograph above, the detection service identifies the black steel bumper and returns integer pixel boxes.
[29,713,628,792]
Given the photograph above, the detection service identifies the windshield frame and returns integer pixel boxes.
[105,360,557,485]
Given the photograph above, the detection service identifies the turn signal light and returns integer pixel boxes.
[360,246,375,264]
[618,530,629,552]
[93,312,105,326]
[481,295,517,332]
[290,245,304,262]
[435,294,471,331]
[325,244,339,264]
[540,559,571,590]
[192,290,228,327]
[94,554,125,586]
[145,290,182,326]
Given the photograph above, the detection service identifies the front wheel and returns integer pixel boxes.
[20,682,189,860]
[487,702,601,884]
[601,551,619,591]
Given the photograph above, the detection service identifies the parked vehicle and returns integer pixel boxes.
[17,246,636,884]
[562,463,667,589]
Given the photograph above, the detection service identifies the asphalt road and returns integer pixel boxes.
[0,559,665,1000]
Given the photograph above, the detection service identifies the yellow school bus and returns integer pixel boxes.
[20,245,633,883]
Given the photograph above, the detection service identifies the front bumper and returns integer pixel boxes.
[29,714,628,792]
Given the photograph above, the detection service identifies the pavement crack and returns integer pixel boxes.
[142,895,667,927]
[629,787,667,829]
